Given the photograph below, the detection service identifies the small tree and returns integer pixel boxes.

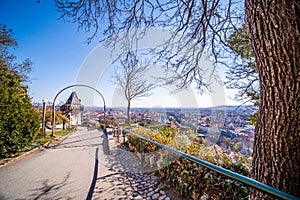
[112,51,156,124]
[227,24,259,105]
[36,108,69,129]
[227,24,259,125]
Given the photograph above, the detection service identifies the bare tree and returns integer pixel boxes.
[56,0,300,198]
[55,0,243,91]
[112,51,156,124]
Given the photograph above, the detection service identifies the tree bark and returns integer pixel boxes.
[127,99,131,125]
[246,0,300,199]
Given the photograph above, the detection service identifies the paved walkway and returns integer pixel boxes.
[0,128,176,199]
[90,131,174,200]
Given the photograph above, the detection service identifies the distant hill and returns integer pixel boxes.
[208,105,258,111]
[82,105,258,113]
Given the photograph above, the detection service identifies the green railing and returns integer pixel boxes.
[124,128,299,200]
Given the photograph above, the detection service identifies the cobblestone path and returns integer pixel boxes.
[91,134,175,200]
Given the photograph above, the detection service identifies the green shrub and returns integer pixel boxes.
[127,126,177,152]
[158,145,250,199]
[127,126,251,199]
[0,65,40,158]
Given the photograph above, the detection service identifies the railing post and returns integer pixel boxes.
[116,127,119,143]
[122,127,126,145]
[139,138,144,169]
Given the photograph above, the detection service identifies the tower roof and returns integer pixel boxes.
[66,91,81,105]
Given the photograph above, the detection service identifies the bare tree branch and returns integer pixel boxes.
[55,0,244,92]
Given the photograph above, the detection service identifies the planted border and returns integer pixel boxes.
[126,126,251,199]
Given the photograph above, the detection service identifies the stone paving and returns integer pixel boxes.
[91,135,175,200]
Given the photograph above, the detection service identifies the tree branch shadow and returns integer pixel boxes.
[30,172,71,200]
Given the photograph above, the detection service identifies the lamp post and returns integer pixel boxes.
[42,99,47,134]
[68,112,72,129]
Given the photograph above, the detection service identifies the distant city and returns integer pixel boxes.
[87,105,257,156]
[34,100,257,156]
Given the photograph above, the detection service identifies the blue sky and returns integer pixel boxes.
[0,0,246,108]
[0,0,97,102]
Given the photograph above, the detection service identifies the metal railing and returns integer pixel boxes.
[124,128,299,200]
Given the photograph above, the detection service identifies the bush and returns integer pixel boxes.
[126,126,251,199]
[158,144,250,199]
[127,126,177,152]
[0,65,40,158]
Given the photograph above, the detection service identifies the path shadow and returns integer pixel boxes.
[102,134,110,155]
[48,131,104,150]
[0,192,8,200]
[30,172,71,200]
[51,143,102,150]
[50,135,101,147]
[86,147,99,200]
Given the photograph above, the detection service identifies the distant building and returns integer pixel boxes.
[60,91,84,128]
[159,115,169,124]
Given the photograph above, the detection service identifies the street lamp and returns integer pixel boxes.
[42,99,47,134]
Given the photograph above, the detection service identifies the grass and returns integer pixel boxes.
[35,129,75,146]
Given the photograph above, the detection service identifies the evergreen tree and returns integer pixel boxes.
[0,25,39,158]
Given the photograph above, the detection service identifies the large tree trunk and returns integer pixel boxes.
[246,0,300,199]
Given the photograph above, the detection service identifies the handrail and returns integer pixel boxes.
[124,128,300,200]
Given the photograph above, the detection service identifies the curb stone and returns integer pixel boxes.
[0,147,40,168]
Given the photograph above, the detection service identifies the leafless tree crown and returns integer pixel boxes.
[56,0,244,92]
[112,51,156,101]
